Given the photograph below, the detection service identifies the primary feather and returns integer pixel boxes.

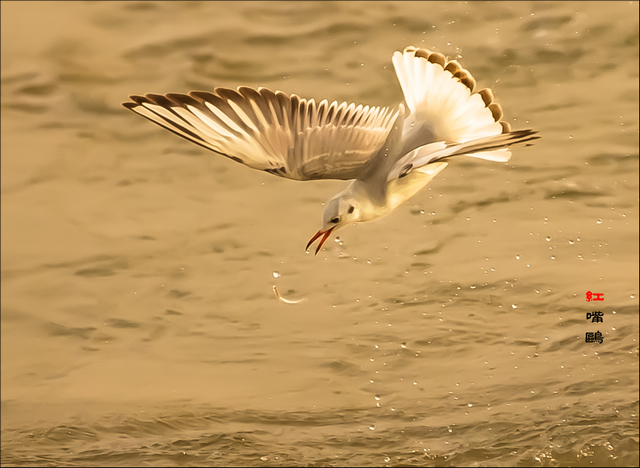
[123,87,398,181]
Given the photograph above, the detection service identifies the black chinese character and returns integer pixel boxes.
[586,311,604,323]
[585,331,604,344]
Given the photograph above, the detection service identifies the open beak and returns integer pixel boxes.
[305,227,336,255]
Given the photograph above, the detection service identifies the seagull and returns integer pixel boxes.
[123,46,539,255]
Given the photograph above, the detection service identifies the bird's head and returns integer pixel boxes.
[306,195,360,255]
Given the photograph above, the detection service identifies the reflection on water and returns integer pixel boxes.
[1,1,638,466]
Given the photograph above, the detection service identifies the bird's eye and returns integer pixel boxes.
[348,205,355,214]
[330,216,341,224]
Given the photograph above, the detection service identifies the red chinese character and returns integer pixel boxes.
[586,291,604,302]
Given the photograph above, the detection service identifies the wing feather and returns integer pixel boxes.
[124,87,398,181]
[393,46,511,156]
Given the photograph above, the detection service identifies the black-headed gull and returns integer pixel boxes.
[123,46,539,254]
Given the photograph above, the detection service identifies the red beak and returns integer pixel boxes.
[306,227,336,255]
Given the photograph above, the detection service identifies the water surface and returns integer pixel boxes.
[1,1,638,466]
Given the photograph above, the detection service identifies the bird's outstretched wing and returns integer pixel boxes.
[384,129,538,211]
[123,87,398,181]
[392,46,518,162]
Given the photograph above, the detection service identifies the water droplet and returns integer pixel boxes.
[369,425,376,431]
[375,395,381,401]
[631,295,635,299]
[546,236,552,241]
[551,256,556,260]
[596,219,603,224]
[569,239,574,244]
[272,271,281,278]
[516,255,520,260]
[400,342,407,349]
[470,285,477,289]
[512,304,518,309]
[468,403,473,407]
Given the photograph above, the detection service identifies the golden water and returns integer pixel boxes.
[2,1,638,466]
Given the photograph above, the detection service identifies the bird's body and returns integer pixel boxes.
[123,46,539,254]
